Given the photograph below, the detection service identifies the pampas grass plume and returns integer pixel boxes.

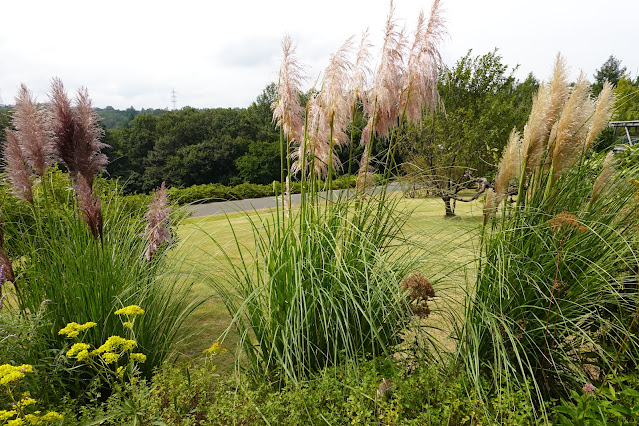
[4,130,34,204]
[13,84,55,176]
[272,35,305,146]
[145,182,172,261]
[585,81,615,150]
[551,73,594,177]
[494,129,521,205]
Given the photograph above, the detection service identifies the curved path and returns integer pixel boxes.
[186,183,401,218]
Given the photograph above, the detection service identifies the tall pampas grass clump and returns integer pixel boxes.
[459,56,639,418]
[0,81,198,403]
[208,0,446,386]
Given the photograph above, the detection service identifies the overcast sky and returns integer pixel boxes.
[1,0,637,110]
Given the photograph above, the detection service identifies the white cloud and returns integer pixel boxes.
[1,0,637,109]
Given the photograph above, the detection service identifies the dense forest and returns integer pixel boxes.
[1,53,636,195]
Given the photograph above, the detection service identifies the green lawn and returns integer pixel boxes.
[171,193,483,371]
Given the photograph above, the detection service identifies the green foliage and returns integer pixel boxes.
[70,358,537,425]
[235,140,281,184]
[121,174,363,207]
[1,168,198,403]
[209,192,417,385]
[552,373,639,425]
[592,55,627,96]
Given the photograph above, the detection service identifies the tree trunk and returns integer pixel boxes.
[442,195,456,216]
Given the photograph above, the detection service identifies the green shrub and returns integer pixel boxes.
[73,358,536,425]
[208,191,417,385]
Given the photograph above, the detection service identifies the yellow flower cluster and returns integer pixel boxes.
[92,336,137,364]
[115,305,145,316]
[0,410,63,425]
[58,321,97,338]
[0,364,33,386]
[203,341,228,355]
[66,343,91,361]
[130,353,146,363]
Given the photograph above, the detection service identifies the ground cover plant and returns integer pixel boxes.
[460,55,639,419]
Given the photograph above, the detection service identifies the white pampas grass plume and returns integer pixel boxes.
[521,55,570,179]
[144,182,172,261]
[365,0,408,140]
[585,81,615,150]
[272,35,305,146]
[494,129,521,206]
[12,84,55,176]
[483,189,497,223]
[551,73,594,178]
[351,30,373,112]
[3,130,33,203]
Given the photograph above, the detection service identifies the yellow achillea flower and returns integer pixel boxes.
[58,321,97,338]
[130,353,146,363]
[116,366,125,379]
[203,341,228,355]
[7,418,24,425]
[115,305,145,316]
[66,343,91,359]
[0,364,33,385]
[122,321,134,328]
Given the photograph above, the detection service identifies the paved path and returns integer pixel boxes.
[186,183,401,218]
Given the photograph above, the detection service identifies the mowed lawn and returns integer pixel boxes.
[171,192,483,371]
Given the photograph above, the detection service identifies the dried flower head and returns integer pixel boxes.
[549,211,587,232]
[401,272,435,319]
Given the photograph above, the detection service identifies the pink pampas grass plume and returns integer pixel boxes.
[49,78,108,187]
[12,84,55,176]
[144,182,172,261]
[3,130,33,204]
[272,35,305,146]
[401,0,445,125]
